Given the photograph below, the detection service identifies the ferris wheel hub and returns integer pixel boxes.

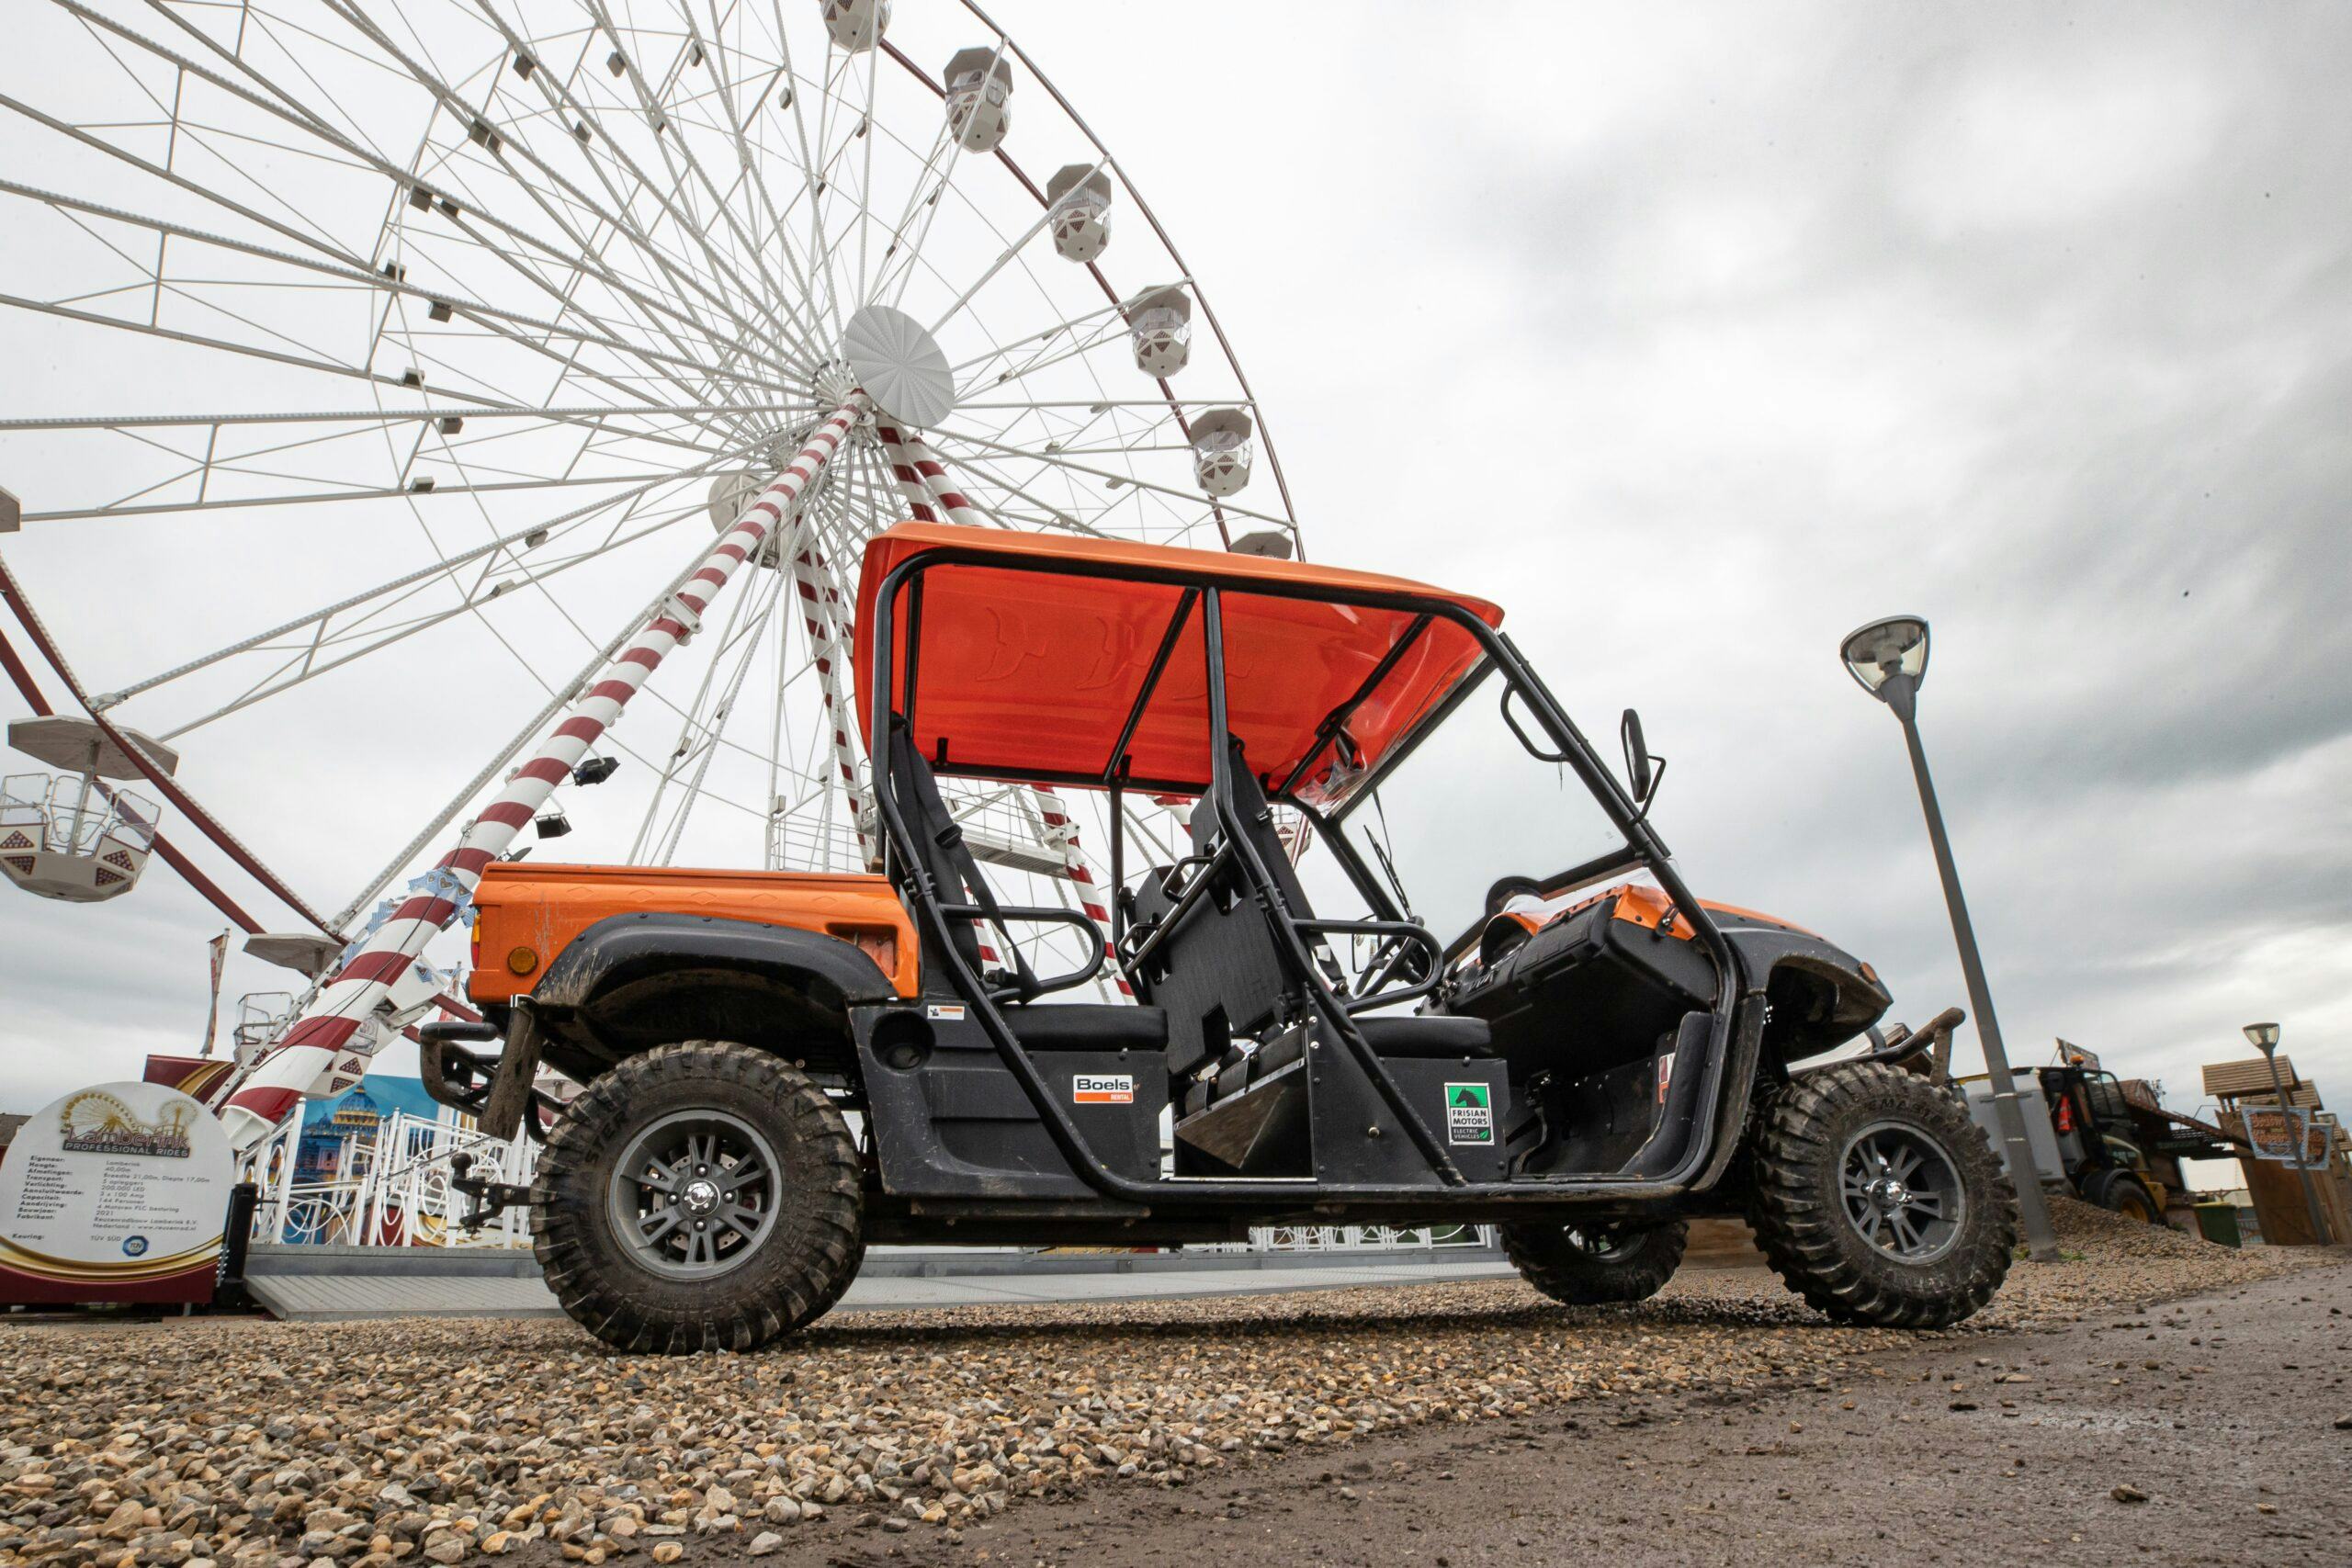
[842,305,956,429]
[808,357,861,416]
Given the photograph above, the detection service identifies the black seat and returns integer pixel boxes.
[886,716,1167,1055]
[1130,738,1495,1092]
[1002,1001,1167,1053]
[1122,741,1321,1078]
[1358,1013,1494,1058]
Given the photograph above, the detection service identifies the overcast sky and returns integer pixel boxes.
[4,1,2348,1182]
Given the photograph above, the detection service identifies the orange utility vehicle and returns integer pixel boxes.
[426,522,2017,1352]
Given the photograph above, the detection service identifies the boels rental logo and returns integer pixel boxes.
[1072,1074,1135,1104]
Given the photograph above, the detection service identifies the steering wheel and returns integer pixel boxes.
[1483,874,1543,917]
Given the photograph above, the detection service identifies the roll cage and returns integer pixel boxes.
[859,524,1758,1209]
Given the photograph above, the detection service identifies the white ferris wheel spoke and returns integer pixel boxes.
[323,512,768,931]
[0,96,799,444]
[629,555,783,864]
[540,2,819,362]
[180,0,812,427]
[97,441,762,716]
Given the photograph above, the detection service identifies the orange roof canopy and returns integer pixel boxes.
[853,524,1502,800]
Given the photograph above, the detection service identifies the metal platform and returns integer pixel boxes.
[241,1244,1515,1323]
[245,1271,565,1322]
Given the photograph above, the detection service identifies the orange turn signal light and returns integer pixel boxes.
[506,945,539,976]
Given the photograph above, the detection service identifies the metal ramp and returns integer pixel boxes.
[243,1245,561,1322]
[240,1244,1516,1322]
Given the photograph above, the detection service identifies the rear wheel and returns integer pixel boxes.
[1502,1218,1688,1305]
[533,1042,863,1353]
[2084,1168,2164,1225]
[1747,1061,2015,1327]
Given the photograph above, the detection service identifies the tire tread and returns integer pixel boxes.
[1747,1062,2016,1328]
[531,1041,863,1354]
[1502,1219,1688,1306]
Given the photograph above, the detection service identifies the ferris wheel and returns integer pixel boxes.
[0,0,1303,1136]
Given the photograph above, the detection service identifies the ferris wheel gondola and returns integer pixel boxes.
[0,0,1304,1145]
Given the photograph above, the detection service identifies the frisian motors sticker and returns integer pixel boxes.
[1073,1074,1135,1105]
[1444,1082,1494,1145]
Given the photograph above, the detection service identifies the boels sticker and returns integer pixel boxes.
[1444,1082,1494,1145]
[1073,1074,1135,1105]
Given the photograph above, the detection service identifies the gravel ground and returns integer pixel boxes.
[964,1252,2352,1568]
[0,1200,2335,1568]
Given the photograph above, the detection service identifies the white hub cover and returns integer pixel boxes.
[842,304,956,428]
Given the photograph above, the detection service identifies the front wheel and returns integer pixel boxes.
[533,1042,864,1353]
[1747,1061,2015,1327]
[1502,1217,1688,1305]
[2084,1168,2164,1225]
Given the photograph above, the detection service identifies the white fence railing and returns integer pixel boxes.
[243,1108,537,1248]
[1208,1224,1498,1253]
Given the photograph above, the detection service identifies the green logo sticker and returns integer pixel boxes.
[1444,1081,1494,1145]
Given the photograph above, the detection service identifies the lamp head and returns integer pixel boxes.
[1841,615,1930,701]
[2244,1021,2281,1052]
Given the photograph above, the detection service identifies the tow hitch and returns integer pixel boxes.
[447,1151,535,1233]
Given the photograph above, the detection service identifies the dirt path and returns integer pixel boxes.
[808,1261,2352,1568]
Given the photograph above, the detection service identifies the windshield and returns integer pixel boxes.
[1321,663,1634,948]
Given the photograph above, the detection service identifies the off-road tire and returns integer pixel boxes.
[533,1042,863,1353]
[2084,1168,2163,1225]
[1747,1061,2015,1327]
[1502,1218,1688,1305]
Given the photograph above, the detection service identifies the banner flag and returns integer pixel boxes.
[200,930,229,1058]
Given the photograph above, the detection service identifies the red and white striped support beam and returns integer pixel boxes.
[1026,788,1129,998]
[874,419,939,523]
[779,517,876,872]
[211,397,870,1150]
[873,423,1129,997]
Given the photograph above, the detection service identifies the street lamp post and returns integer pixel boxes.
[2243,1022,2332,1245]
[1841,615,2060,1263]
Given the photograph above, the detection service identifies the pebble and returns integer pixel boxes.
[0,1199,2313,1564]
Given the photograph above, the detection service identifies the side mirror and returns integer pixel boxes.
[1620,708,1662,810]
